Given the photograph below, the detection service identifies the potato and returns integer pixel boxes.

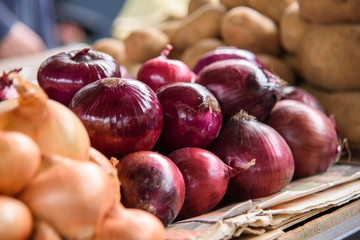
[282,53,300,76]
[247,0,296,23]
[257,54,296,85]
[279,2,311,54]
[92,38,126,64]
[157,20,180,40]
[298,24,360,91]
[298,0,360,24]
[180,38,226,70]
[219,0,247,9]
[220,6,280,55]
[302,84,360,147]
[169,3,227,51]
[124,27,169,63]
[188,0,213,14]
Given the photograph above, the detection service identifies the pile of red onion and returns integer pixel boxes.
[155,82,223,153]
[27,45,345,224]
[69,77,163,159]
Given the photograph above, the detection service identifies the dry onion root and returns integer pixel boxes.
[0,195,33,240]
[20,154,116,239]
[0,131,41,196]
[0,72,90,161]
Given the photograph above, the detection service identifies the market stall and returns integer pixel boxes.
[1,0,359,239]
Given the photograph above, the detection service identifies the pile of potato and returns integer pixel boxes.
[293,0,360,148]
[92,0,360,149]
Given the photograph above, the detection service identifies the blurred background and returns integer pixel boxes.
[0,0,190,58]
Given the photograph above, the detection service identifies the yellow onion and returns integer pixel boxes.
[89,147,121,202]
[94,203,166,240]
[89,147,119,176]
[0,131,41,196]
[0,72,90,161]
[20,154,115,239]
[32,221,62,240]
[0,195,33,240]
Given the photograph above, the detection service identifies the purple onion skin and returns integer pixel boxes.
[155,82,223,153]
[193,47,265,74]
[266,100,341,179]
[197,59,282,121]
[37,48,121,106]
[167,147,238,219]
[281,86,325,113]
[69,77,163,159]
[117,151,185,227]
[0,72,18,101]
[136,46,193,92]
[211,112,295,202]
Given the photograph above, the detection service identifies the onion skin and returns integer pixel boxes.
[266,100,341,178]
[32,221,63,240]
[155,82,223,153]
[193,47,265,74]
[167,147,240,219]
[0,131,41,196]
[281,86,325,113]
[197,59,282,121]
[37,48,121,106]
[20,155,115,239]
[116,151,185,227]
[69,77,163,159]
[136,45,193,92]
[0,70,19,101]
[89,147,117,174]
[211,111,295,201]
[89,147,121,202]
[0,196,33,240]
[95,203,166,240]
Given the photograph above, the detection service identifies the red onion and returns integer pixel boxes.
[281,86,325,113]
[116,151,185,227]
[136,45,193,92]
[155,82,222,153]
[37,48,121,106]
[69,77,163,159]
[211,111,294,201]
[197,59,282,121]
[193,47,265,74]
[266,100,341,178]
[0,70,19,101]
[167,147,253,219]
[193,47,280,91]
